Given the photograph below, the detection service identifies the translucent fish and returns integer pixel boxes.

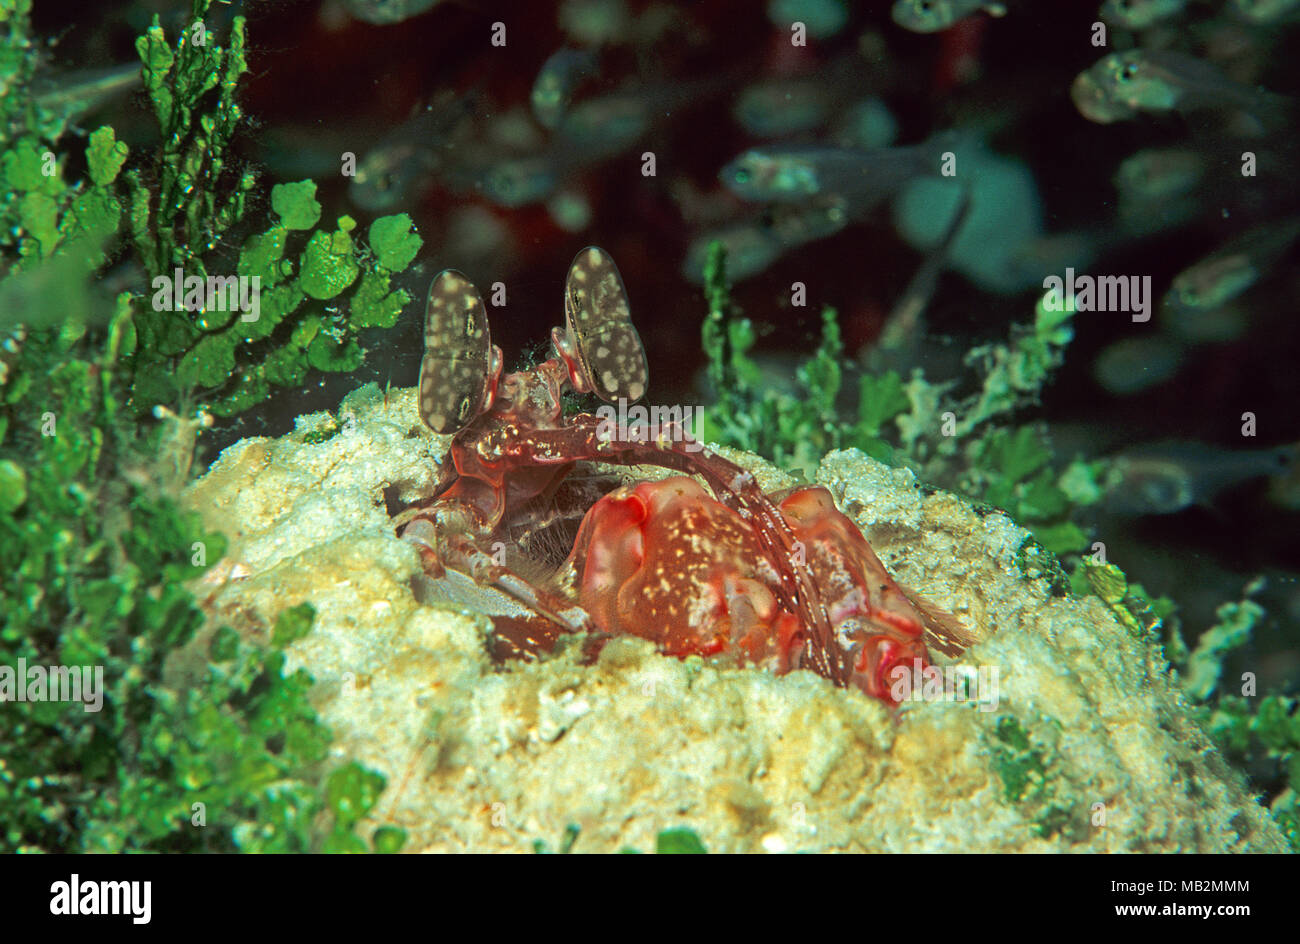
[761,199,848,246]
[554,93,652,159]
[554,75,730,159]
[1158,299,1247,345]
[1163,219,1300,314]
[720,137,950,216]
[466,78,726,209]
[682,200,848,284]
[477,154,560,208]
[732,77,833,138]
[1071,50,1291,127]
[1229,0,1300,24]
[1099,0,1186,30]
[890,0,1006,33]
[559,0,634,46]
[1101,442,1299,515]
[31,63,139,118]
[767,0,851,40]
[349,90,477,212]
[830,97,899,150]
[342,0,441,25]
[1113,147,1205,204]
[682,223,782,285]
[530,48,598,131]
[547,189,593,232]
[1092,336,1184,396]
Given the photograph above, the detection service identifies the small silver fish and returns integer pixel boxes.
[1229,0,1300,24]
[1091,336,1184,396]
[682,199,848,284]
[720,136,951,216]
[1102,442,1299,515]
[891,0,1006,33]
[341,0,441,25]
[468,76,729,209]
[555,75,730,159]
[1163,219,1300,314]
[1099,0,1186,31]
[732,76,833,138]
[1113,147,1205,204]
[761,198,849,247]
[477,154,560,208]
[463,93,655,209]
[531,48,598,131]
[349,90,477,212]
[32,63,140,118]
[1071,50,1291,127]
[682,224,782,285]
[554,93,651,159]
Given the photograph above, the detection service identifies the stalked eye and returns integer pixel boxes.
[563,246,649,404]
[418,268,494,435]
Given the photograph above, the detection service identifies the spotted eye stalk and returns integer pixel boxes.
[552,246,649,403]
[418,268,503,434]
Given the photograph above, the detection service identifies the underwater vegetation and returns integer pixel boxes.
[1,0,1298,853]
[0,0,404,852]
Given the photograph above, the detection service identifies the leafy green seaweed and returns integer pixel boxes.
[698,242,1097,553]
[0,0,406,853]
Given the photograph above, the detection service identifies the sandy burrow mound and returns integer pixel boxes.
[181,383,1287,852]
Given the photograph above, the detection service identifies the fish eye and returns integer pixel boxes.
[1120,62,1140,81]
[734,167,751,184]
[1142,478,1181,508]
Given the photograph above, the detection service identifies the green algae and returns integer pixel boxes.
[988,715,1076,840]
[0,0,399,853]
[698,241,1096,555]
[2,0,424,419]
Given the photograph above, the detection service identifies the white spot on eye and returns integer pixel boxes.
[430,413,446,429]
[627,381,645,400]
[597,347,609,358]
[601,370,617,391]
